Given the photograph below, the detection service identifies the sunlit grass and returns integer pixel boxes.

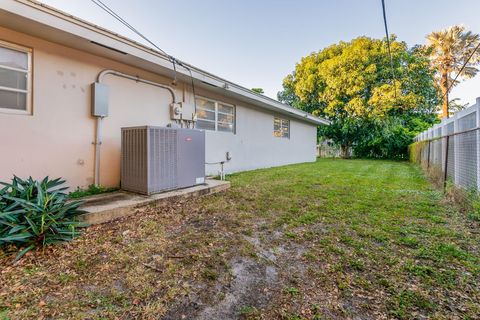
[1,159,479,319]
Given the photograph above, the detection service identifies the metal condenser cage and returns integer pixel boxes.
[121,126,205,195]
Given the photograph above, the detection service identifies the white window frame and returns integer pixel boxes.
[195,96,235,134]
[0,40,33,115]
[273,116,290,139]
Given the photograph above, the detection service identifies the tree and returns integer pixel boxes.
[448,98,469,116]
[352,112,435,158]
[251,88,264,94]
[426,25,480,118]
[278,36,439,158]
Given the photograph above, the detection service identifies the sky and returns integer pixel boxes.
[40,0,480,106]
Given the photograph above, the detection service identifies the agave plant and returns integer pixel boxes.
[0,176,87,260]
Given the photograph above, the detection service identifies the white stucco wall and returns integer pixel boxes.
[203,103,317,176]
[0,26,318,190]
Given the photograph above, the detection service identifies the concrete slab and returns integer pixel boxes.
[79,179,230,225]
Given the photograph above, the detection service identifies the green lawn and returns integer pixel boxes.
[1,159,479,319]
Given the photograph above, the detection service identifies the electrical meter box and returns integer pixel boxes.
[170,102,195,121]
[91,82,109,117]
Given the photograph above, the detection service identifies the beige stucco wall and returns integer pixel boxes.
[0,26,317,190]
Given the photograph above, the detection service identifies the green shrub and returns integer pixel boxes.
[0,176,87,260]
[69,184,118,199]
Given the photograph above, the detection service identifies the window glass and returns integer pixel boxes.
[195,97,235,133]
[0,89,27,110]
[218,103,234,114]
[0,68,27,90]
[274,117,290,138]
[218,113,234,123]
[274,118,281,129]
[0,43,30,112]
[196,119,215,131]
[218,122,234,132]
[196,108,215,121]
[0,46,28,70]
[196,98,215,112]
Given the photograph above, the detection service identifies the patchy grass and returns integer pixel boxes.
[68,184,118,199]
[1,159,479,319]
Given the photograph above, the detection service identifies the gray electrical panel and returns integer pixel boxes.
[91,82,109,117]
[121,126,205,195]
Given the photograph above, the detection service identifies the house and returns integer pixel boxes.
[0,0,328,190]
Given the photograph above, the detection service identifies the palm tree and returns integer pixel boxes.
[426,25,480,118]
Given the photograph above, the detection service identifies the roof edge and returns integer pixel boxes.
[12,0,328,125]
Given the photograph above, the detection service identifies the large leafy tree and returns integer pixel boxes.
[426,25,480,119]
[278,36,439,158]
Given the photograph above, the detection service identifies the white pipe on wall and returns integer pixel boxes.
[94,69,177,186]
[93,116,103,186]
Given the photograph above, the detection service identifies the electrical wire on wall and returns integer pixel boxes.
[89,0,197,116]
[89,0,234,179]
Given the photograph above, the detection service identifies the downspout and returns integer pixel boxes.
[93,69,177,186]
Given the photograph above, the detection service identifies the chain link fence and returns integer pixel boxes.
[410,98,480,191]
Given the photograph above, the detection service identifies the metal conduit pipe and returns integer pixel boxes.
[93,69,177,186]
[96,69,177,102]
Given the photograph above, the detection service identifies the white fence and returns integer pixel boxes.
[316,142,341,158]
[413,97,480,190]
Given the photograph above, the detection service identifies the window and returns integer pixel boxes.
[0,41,32,113]
[274,117,290,138]
[196,97,235,133]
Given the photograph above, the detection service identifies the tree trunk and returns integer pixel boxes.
[440,71,449,119]
[340,144,350,158]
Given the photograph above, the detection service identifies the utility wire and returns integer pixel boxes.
[443,40,480,99]
[91,0,169,57]
[434,38,480,118]
[187,68,197,111]
[381,0,397,99]
[89,0,197,109]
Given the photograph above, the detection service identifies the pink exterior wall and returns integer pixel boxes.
[0,26,184,189]
[0,26,317,190]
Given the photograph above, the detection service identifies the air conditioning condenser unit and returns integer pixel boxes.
[121,126,205,195]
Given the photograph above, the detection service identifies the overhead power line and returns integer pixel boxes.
[89,0,197,108]
[444,40,480,99]
[381,0,397,99]
[90,0,169,57]
[435,38,480,118]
